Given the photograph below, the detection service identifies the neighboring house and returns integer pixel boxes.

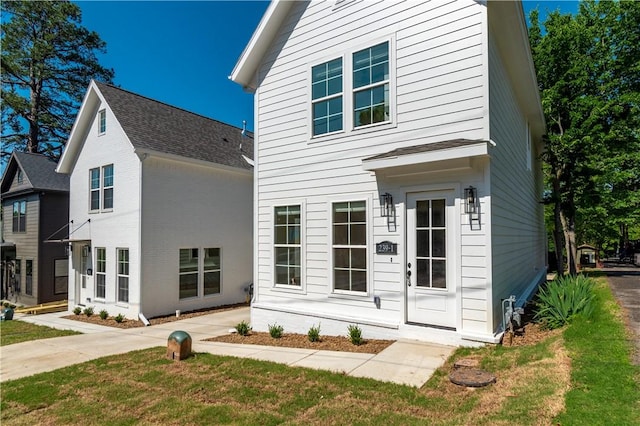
[0,151,70,305]
[56,81,253,319]
[231,0,546,345]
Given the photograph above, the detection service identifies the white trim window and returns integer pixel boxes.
[95,247,106,299]
[332,201,367,293]
[203,248,221,296]
[98,109,106,134]
[117,248,129,303]
[312,58,343,136]
[179,248,222,299]
[89,164,114,211]
[179,248,199,299]
[353,41,390,128]
[274,205,301,287]
[102,164,114,209]
[12,200,26,232]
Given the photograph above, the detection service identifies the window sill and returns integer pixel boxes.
[308,120,396,145]
[273,284,306,295]
[329,290,370,301]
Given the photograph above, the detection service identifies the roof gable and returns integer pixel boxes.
[58,81,253,173]
[1,151,69,195]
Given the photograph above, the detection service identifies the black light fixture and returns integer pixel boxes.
[380,193,393,218]
[464,186,478,214]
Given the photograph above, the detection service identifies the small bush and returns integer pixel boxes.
[83,306,94,317]
[347,324,363,345]
[99,309,109,320]
[308,324,321,342]
[73,306,82,315]
[235,320,251,336]
[534,274,596,330]
[114,313,125,323]
[268,323,284,338]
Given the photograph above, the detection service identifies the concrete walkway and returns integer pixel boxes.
[0,307,455,387]
[603,262,640,365]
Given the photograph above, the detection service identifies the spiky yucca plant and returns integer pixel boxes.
[534,275,595,330]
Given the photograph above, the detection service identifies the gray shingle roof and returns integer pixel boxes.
[0,151,69,195]
[95,82,253,170]
[363,139,488,161]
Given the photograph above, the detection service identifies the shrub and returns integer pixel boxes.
[534,274,596,330]
[268,323,284,339]
[99,309,109,320]
[347,324,363,345]
[73,306,82,315]
[308,324,321,342]
[235,320,251,336]
[83,306,94,317]
[114,313,125,323]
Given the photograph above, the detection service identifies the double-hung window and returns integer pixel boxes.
[179,249,199,299]
[12,200,26,232]
[332,201,367,293]
[353,41,390,127]
[203,248,221,295]
[274,205,301,286]
[312,58,343,136]
[95,248,106,299]
[117,248,129,303]
[89,164,114,211]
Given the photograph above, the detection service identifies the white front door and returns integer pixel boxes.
[74,245,89,305]
[406,191,457,328]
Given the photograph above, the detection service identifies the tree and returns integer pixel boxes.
[529,0,640,274]
[1,0,114,161]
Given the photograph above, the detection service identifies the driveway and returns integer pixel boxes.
[603,262,640,365]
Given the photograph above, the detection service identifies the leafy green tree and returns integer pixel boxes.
[1,0,114,161]
[529,0,640,273]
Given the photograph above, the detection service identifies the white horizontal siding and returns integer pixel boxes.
[250,0,492,337]
[488,32,546,332]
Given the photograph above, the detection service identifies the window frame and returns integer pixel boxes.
[308,36,395,142]
[89,164,114,212]
[330,198,370,296]
[54,258,68,295]
[179,248,199,300]
[98,109,106,134]
[203,248,222,296]
[273,204,303,289]
[12,200,26,232]
[95,247,106,299]
[311,57,344,137]
[116,248,129,304]
[352,41,391,129]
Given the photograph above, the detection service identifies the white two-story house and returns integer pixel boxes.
[56,81,253,319]
[231,0,546,345]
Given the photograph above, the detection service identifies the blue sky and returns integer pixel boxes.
[75,0,579,133]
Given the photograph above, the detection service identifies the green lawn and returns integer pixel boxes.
[1,277,638,425]
[0,320,80,346]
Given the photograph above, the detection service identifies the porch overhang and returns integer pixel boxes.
[45,238,91,244]
[362,139,491,172]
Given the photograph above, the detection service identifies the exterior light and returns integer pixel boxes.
[380,193,393,217]
[465,186,478,214]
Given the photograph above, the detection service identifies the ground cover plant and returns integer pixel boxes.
[0,321,80,346]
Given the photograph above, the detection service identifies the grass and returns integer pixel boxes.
[0,320,80,346]
[555,278,640,425]
[1,276,638,424]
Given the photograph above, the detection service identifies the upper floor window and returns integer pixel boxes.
[12,200,26,232]
[353,42,389,127]
[312,58,343,136]
[89,164,114,211]
[16,169,23,184]
[98,109,106,134]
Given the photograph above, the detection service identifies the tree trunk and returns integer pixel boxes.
[560,210,578,276]
[551,169,565,275]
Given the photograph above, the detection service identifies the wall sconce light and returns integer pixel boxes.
[465,186,478,214]
[380,193,393,217]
